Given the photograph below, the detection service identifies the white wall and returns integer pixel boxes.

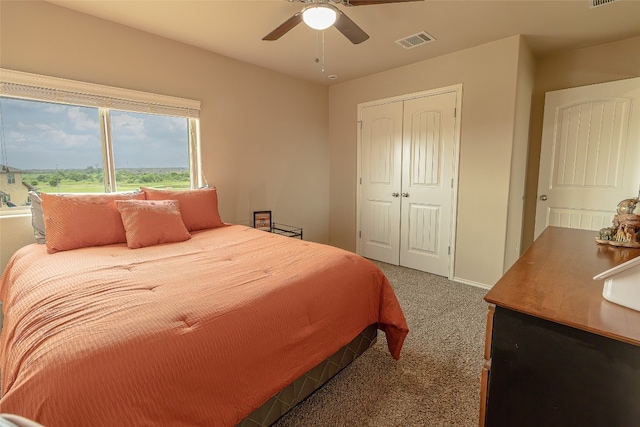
[0,1,330,273]
[329,36,530,287]
[503,38,535,272]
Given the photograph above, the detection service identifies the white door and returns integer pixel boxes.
[359,90,458,276]
[360,101,403,265]
[535,78,640,239]
[400,92,457,276]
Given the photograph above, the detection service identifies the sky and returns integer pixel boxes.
[0,97,189,171]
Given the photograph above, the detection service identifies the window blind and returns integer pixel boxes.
[0,68,200,119]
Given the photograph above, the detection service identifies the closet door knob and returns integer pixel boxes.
[402,192,409,197]
[392,192,399,197]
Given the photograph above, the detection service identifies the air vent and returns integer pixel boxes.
[590,0,618,8]
[395,31,435,50]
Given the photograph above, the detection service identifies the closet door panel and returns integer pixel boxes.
[407,203,440,255]
[400,92,456,276]
[360,102,403,265]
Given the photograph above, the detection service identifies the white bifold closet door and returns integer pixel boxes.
[359,91,457,277]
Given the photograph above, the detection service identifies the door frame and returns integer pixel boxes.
[356,84,463,279]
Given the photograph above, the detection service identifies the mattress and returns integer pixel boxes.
[0,225,408,426]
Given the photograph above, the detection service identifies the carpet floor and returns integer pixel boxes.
[272,261,489,427]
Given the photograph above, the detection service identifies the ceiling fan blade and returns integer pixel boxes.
[262,12,303,41]
[346,0,424,5]
[334,11,369,44]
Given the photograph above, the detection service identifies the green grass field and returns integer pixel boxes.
[33,180,190,193]
[22,171,190,194]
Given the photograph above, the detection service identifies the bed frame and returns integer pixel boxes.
[237,324,378,426]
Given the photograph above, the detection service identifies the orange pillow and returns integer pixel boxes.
[115,200,191,249]
[141,187,224,231]
[41,192,145,254]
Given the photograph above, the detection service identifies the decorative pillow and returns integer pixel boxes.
[115,199,191,249]
[28,191,46,244]
[40,191,145,254]
[140,186,224,231]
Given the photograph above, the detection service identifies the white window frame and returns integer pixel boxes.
[0,68,203,207]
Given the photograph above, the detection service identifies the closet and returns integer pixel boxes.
[357,87,460,277]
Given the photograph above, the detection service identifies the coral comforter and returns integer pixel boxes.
[0,225,408,426]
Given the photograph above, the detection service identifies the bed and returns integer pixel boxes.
[0,189,408,426]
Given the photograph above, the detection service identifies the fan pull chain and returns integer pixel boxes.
[315,31,320,65]
[321,31,326,74]
[314,31,326,74]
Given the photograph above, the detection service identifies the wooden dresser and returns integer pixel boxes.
[480,227,640,427]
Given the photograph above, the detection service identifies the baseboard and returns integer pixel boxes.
[452,277,492,290]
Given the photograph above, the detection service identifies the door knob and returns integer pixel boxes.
[402,192,409,197]
[539,194,548,201]
[392,192,399,197]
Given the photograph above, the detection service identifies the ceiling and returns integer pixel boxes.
[46,0,640,86]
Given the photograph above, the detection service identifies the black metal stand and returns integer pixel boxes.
[270,223,303,239]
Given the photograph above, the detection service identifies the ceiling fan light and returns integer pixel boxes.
[302,5,337,31]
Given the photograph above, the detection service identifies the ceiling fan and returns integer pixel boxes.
[263,0,424,45]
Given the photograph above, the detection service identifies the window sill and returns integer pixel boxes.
[0,208,31,218]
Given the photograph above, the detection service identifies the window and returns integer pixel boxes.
[0,69,201,211]
[111,110,190,192]
[0,98,103,196]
